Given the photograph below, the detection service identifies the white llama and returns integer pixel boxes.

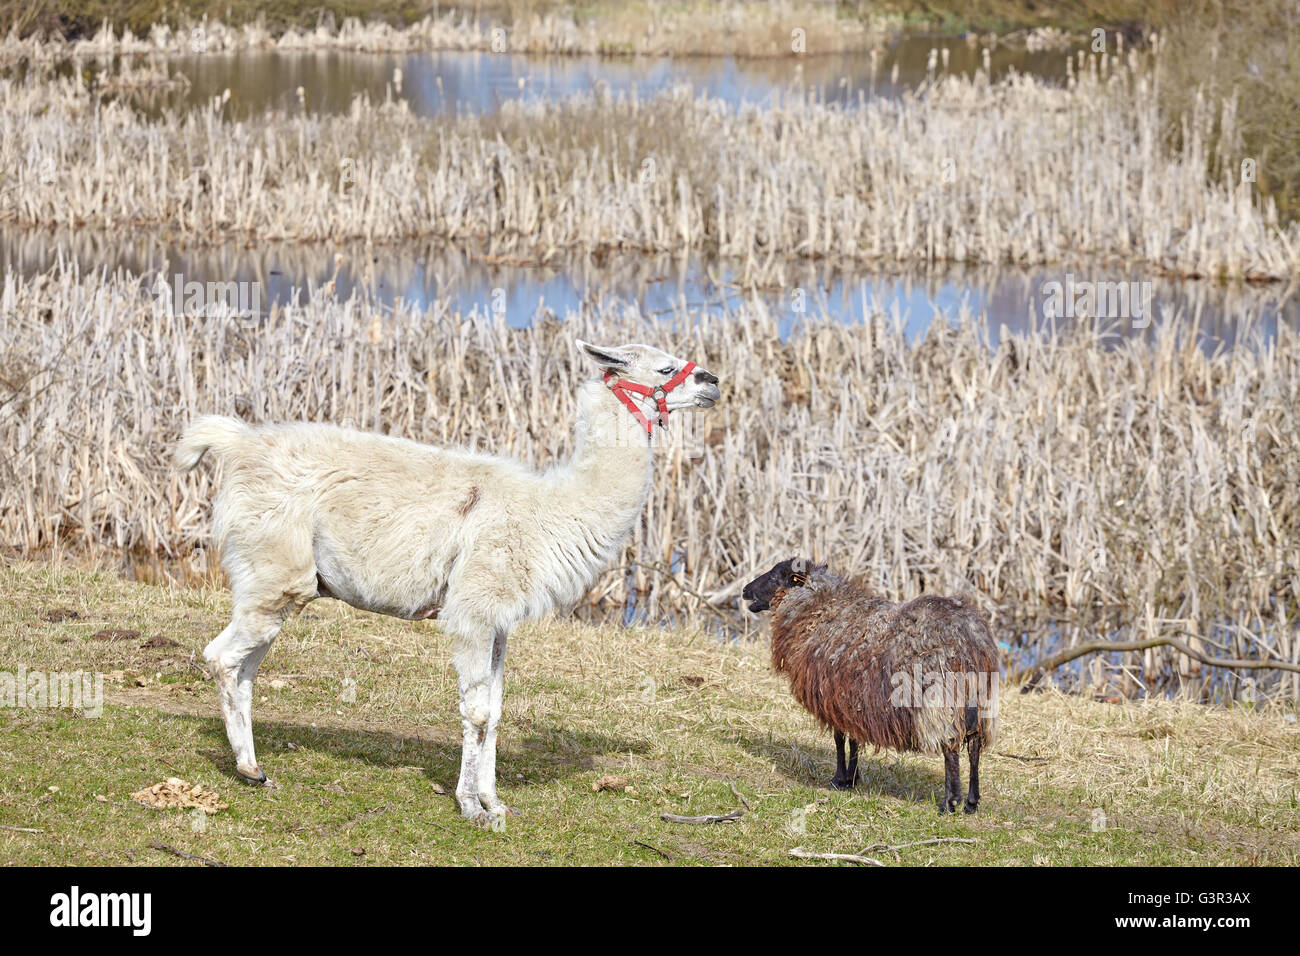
[175,341,721,825]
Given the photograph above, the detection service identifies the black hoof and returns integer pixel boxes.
[939,798,959,814]
[828,776,854,791]
[964,800,979,814]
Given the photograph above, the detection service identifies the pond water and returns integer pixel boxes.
[53,34,1075,119]
[4,227,1296,348]
[6,36,1295,345]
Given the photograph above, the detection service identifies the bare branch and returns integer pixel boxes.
[790,847,885,866]
[1013,635,1300,685]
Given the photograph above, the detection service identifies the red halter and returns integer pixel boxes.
[603,362,697,436]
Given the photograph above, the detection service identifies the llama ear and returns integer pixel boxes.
[791,557,807,575]
[576,340,631,370]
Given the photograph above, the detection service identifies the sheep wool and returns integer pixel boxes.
[770,574,1000,756]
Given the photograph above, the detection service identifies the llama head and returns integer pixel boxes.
[742,557,816,612]
[576,340,721,411]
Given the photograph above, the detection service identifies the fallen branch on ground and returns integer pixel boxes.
[789,847,885,866]
[660,810,744,825]
[861,836,978,860]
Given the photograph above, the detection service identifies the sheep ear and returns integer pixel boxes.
[576,340,631,369]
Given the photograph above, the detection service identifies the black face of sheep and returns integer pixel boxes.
[742,557,809,612]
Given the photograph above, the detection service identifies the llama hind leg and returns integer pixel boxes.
[476,627,517,818]
[451,627,497,826]
[939,742,962,813]
[203,604,293,784]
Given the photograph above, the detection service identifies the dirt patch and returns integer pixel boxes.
[42,607,79,622]
[91,628,140,642]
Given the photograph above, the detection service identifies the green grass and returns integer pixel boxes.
[2,559,1297,866]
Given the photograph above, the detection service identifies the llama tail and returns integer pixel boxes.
[175,415,250,472]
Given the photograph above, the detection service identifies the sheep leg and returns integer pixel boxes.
[475,627,517,818]
[940,742,961,813]
[964,735,982,813]
[451,627,499,827]
[203,605,289,784]
[829,730,854,790]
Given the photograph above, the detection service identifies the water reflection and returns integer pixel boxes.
[6,227,1294,348]
[26,35,1076,119]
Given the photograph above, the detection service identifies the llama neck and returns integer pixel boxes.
[547,381,656,545]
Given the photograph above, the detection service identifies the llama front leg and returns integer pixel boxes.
[451,629,496,826]
[475,627,516,818]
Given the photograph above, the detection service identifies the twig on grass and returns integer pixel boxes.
[729,782,753,811]
[0,825,44,833]
[660,810,745,825]
[789,847,885,866]
[148,841,227,867]
[631,840,673,860]
[861,836,978,860]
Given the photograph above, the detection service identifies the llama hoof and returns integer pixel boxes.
[964,800,979,814]
[827,776,854,791]
[465,807,506,829]
[237,765,271,786]
[458,793,505,828]
[939,798,959,814]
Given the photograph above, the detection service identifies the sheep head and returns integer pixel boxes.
[742,557,815,612]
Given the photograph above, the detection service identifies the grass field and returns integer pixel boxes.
[2,560,1297,866]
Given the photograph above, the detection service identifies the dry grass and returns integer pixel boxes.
[1,560,1297,865]
[2,50,1296,279]
[0,4,884,59]
[1,265,1297,701]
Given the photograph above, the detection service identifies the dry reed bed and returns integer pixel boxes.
[2,54,1296,280]
[0,6,882,60]
[1,266,1297,701]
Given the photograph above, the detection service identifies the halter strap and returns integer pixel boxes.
[602,362,697,436]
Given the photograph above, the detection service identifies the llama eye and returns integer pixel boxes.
[658,366,675,375]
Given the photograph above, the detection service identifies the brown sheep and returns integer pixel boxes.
[742,558,1001,813]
